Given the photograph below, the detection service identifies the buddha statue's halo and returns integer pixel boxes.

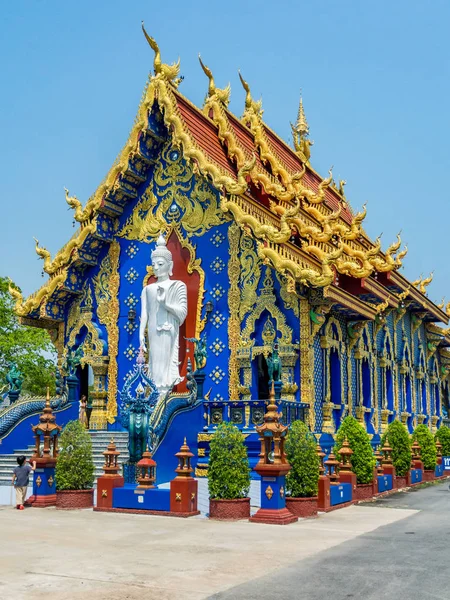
[151,234,173,267]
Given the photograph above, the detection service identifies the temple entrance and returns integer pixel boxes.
[77,364,94,428]
[386,368,394,415]
[362,359,373,432]
[330,349,342,429]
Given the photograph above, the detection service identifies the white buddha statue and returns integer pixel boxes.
[139,235,188,395]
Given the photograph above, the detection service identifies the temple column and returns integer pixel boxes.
[89,362,109,430]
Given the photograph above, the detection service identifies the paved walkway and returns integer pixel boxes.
[211,481,450,600]
[0,494,417,600]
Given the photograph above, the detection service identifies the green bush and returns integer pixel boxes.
[285,420,319,497]
[55,420,95,490]
[380,420,411,477]
[208,422,250,500]
[334,416,375,484]
[435,426,450,456]
[412,424,437,470]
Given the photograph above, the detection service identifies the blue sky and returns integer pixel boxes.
[1,1,449,304]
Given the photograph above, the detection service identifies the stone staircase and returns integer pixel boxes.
[0,431,130,486]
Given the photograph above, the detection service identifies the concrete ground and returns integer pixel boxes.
[211,481,450,600]
[0,490,421,600]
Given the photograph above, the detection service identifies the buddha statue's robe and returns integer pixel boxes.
[140,278,188,393]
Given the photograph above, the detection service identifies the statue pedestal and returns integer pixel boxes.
[194,371,206,400]
[66,375,79,403]
[273,380,282,401]
[317,475,331,512]
[8,390,19,404]
[27,459,57,508]
[170,477,199,516]
[250,465,297,525]
[96,474,125,509]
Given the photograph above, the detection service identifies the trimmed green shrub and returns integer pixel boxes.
[334,416,375,484]
[435,426,450,456]
[412,424,437,470]
[55,420,95,490]
[285,420,319,497]
[208,422,250,500]
[380,420,411,477]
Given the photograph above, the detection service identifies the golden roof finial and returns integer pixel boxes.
[238,71,263,117]
[293,94,309,138]
[419,272,433,295]
[142,22,161,75]
[291,92,313,163]
[199,55,231,107]
[437,297,445,310]
[445,301,450,317]
[7,278,24,313]
[199,54,216,97]
[141,22,182,87]
[412,274,423,288]
[33,238,51,273]
[46,386,50,404]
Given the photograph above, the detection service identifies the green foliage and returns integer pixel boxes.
[0,277,56,396]
[207,422,250,500]
[412,424,437,470]
[285,420,319,498]
[334,416,375,484]
[55,420,95,490]
[435,426,450,457]
[380,420,411,477]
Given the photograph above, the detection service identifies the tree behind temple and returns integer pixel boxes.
[0,276,56,396]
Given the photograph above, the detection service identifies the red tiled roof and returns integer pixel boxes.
[174,90,353,225]
[174,93,237,178]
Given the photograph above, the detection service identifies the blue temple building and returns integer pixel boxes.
[4,29,450,482]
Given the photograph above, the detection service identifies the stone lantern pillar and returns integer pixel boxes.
[324,452,340,483]
[381,440,395,478]
[337,438,357,493]
[136,447,157,490]
[411,440,423,470]
[95,438,125,509]
[28,389,62,507]
[249,385,297,525]
[317,443,331,512]
[169,438,200,515]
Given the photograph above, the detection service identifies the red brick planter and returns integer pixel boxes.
[423,470,435,482]
[209,497,250,520]
[285,496,318,518]
[396,476,407,489]
[56,489,94,510]
[353,483,374,501]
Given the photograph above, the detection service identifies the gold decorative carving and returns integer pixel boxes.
[299,297,314,430]
[119,144,226,241]
[228,223,241,399]
[265,485,274,500]
[94,242,120,424]
[239,233,261,320]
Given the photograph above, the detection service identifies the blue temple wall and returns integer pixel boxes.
[0,401,79,454]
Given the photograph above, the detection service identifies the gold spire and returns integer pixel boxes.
[291,93,313,163]
[293,95,309,138]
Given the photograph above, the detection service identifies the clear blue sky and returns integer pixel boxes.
[1,1,449,304]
